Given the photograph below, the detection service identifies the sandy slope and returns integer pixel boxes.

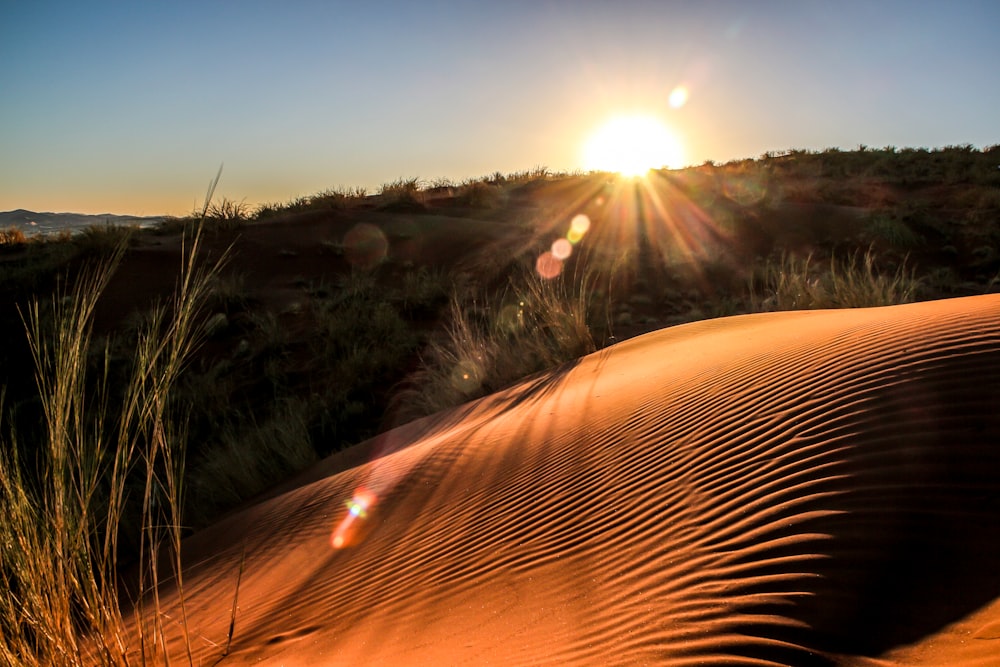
[137,295,1000,666]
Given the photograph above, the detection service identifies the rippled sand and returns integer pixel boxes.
[133,295,1000,666]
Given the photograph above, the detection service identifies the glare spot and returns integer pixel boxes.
[722,175,768,205]
[536,251,563,279]
[583,114,684,176]
[498,303,524,332]
[331,487,378,549]
[669,86,689,109]
[552,238,572,260]
[570,214,591,236]
[343,223,388,270]
[450,359,484,392]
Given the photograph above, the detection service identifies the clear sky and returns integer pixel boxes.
[2,0,998,215]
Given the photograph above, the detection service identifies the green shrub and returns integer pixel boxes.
[75,222,138,256]
[207,271,249,314]
[864,215,923,249]
[398,266,451,317]
[186,398,317,523]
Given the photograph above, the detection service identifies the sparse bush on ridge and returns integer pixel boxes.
[151,198,252,235]
[256,186,369,219]
[245,168,562,219]
[485,166,552,186]
[206,197,252,227]
[378,177,424,209]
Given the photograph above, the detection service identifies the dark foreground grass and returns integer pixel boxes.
[0,223,222,665]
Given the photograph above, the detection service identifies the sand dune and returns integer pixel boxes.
[139,295,1000,666]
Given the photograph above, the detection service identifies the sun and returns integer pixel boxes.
[583,114,684,177]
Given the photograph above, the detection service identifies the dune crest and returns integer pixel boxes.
[143,295,1000,666]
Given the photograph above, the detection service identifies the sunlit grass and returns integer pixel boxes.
[0,203,224,665]
[0,226,28,246]
[390,265,606,423]
[751,249,918,311]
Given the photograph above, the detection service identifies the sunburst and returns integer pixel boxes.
[583,114,684,177]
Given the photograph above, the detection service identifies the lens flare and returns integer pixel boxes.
[343,223,388,270]
[722,175,768,205]
[551,238,572,260]
[536,251,563,279]
[568,213,592,245]
[498,302,525,332]
[583,114,684,177]
[450,359,484,392]
[669,86,689,109]
[331,487,378,549]
[537,213,592,278]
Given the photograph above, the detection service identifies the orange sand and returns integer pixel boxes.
[135,295,1000,665]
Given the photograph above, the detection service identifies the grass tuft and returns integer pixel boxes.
[378,178,425,209]
[0,226,28,246]
[751,249,918,311]
[391,266,603,423]
[0,193,225,665]
[206,198,252,228]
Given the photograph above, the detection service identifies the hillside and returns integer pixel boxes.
[1,145,999,664]
[2,146,999,527]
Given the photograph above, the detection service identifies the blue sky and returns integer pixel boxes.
[2,0,998,215]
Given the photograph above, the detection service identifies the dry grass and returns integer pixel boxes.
[0,226,28,246]
[751,249,918,311]
[0,199,225,664]
[206,198,252,227]
[378,177,424,208]
[391,266,604,423]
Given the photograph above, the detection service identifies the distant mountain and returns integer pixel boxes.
[0,209,167,236]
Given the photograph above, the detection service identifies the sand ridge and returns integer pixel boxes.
[140,295,1000,666]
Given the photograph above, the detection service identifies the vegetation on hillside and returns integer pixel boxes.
[1,144,998,663]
